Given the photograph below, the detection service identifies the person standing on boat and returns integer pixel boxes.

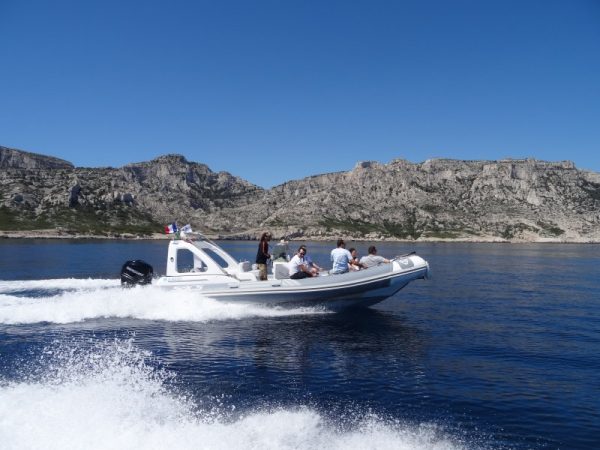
[359,246,390,268]
[288,246,314,279]
[256,232,272,280]
[330,239,354,274]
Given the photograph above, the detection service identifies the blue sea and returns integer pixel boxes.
[0,239,598,449]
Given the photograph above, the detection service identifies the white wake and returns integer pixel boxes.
[0,278,327,325]
[0,339,469,450]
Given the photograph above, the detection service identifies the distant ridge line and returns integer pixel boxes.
[1,144,599,243]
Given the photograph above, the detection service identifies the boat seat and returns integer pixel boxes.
[273,262,290,279]
[234,271,259,281]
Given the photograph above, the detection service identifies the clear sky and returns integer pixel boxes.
[1,0,599,187]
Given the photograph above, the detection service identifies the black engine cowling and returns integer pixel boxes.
[121,260,154,286]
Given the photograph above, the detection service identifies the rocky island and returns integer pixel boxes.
[1,145,599,242]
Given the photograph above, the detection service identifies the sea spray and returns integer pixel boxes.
[0,278,120,295]
[0,338,192,449]
[0,338,470,450]
[0,278,330,325]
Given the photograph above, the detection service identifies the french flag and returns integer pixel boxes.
[164,223,178,234]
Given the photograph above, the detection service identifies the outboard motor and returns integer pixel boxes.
[121,260,154,287]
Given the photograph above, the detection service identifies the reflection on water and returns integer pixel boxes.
[136,309,429,409]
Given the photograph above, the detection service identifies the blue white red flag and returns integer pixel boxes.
[164,223,178,234]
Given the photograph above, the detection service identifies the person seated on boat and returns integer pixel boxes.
[359,246,391,268]
[299,245,322,276]
[288,246,315,279]
[330,239,354,274]
[348,248,366,271]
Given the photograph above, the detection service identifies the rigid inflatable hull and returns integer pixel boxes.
[155,261,428,309]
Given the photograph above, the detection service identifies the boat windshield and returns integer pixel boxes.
[271,241,289,262]
[201,248,229,268]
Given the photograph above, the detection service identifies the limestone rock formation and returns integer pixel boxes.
[0,147,262,236]
[0,146,73,170]
[1,145,599,242]
[204,158,600,242]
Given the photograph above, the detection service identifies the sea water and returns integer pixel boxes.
[0,240,598,449]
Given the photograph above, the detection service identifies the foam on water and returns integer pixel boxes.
[0,278,120,294]
[0,279,328,325]
[0,340,468,450]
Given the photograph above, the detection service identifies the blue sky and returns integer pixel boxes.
[1,0,599,187]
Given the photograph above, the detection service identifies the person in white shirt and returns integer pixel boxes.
[330,239,359,274]
[288,246,315,279]
[359,246,390,268]
[300,245,322,276]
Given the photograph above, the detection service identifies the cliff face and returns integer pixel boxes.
[0,147,262,235]
[0,146,73,170]
[203,158,600,242]
[1,145,599,241]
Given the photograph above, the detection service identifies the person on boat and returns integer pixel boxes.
[348,247,366,271]
[256,232,272,280]
[330,239,354,274]
[359,246,391,268]
[300,245,322,275]
[288,246,315,279]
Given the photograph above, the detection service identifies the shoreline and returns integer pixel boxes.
[1,229,598,244]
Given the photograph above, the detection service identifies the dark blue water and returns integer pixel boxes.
[0,239,598,449]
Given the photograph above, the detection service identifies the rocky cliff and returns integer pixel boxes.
[1,145,599,241]
[0,146,262,236]
[0,146,73,170]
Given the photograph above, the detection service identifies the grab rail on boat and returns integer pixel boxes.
[391,251,416,260]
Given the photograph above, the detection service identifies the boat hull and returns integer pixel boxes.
[155,257,429,309]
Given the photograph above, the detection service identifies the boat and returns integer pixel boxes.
[120,233,430,309]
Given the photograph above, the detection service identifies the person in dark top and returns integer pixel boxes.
[255,232,272,280]
[348,247,366,270]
